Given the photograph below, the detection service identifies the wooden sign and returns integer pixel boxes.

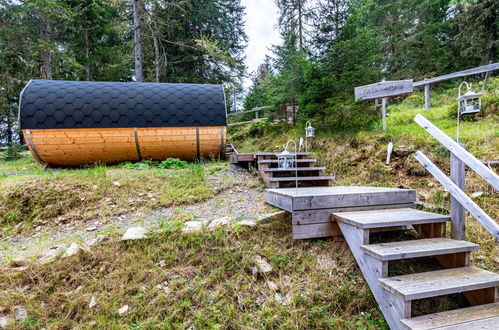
[355,80,413,100]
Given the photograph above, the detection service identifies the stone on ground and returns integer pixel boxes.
[88,296,97,309]
[118,305,129,315]
[253,255,273,273]
[257,211,287,224]
[63,243,89,258]
[15,306,27,321]
[208,216,232,229]
[38,245,65,264]
[182,221,203,233]
[85,235,110,247]
[238,219,257,227]
[120,227,148,241]
[0,317,10,329]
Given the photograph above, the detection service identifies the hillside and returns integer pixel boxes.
[0,81,497,328]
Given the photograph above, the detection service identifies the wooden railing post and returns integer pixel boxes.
[424,79,430,110]
[450,147,465,239]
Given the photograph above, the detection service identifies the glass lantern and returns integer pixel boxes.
[456,82,482,142]
[305,121,315,138]
[277,146,296,169]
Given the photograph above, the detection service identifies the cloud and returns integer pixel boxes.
[242,0,282,87]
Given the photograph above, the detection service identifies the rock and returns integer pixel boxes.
[38,245,65,264]
[256,211,287,224]
[475,255,486,261]
[253,255,272,273]
[8,256,28,267]
[113,181,121,187]
[15,306,27,321]
[85,226,97,232]
[274,293,284,304]
[158,260,166,268]
[238,220,256,227]
[267,281,278,291]
[393,147,415,157]
[88,296,97,308]
[155,282,170,295]
[63,243,89,258]
[182,221,203,233]
[120,227,148,241]
[471,191,483,199]
[86,235,110,247]
[208,216,232,229]
[0,317,10,329]
[118,305,129,316]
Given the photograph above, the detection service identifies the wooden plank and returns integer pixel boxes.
[361,238,479,261]
[265,167,325,172]
[258,159,317,164]
[413,62,499,87]
[415,151,499,240]
[292,203,415,225]
[401,303,499,330]
[450,150,466,240]
[268,176,334,182]
[379,266,499,301]
[254,152,311,156]
[292,223,341,239]
[355,80,414,100]
[414,114,499,189]
[333,208,450,229]
[338,221,410,329]
[263,190,293,211]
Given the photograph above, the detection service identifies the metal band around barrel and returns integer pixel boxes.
[26,129,45,165]
[196,127,200,160]
[220,126,225,158]
[134,128,142,161]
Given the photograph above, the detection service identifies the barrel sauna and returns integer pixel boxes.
[18,80,227,167]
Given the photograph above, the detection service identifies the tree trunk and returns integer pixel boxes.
[297,0,303,49]
[84,27,91,81]
[40,20,52,80]
[485,0,496,64]
[6,114,12,143]
[133,0,144,82]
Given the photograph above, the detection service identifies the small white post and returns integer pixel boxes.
[424,79,430,110]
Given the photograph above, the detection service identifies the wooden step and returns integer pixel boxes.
[258,159,317,164]
[379,266,499,300]
[264,167,326,172]
[268,176,334,182]
[401,302,499,330]
[254,152,311,156]
[333,208,450,229]
[361,238,479,261]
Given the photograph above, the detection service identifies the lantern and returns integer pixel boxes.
[456,82,482,142]
[277,142,296,169]
[305,121,315,138]
[458,82,482,116]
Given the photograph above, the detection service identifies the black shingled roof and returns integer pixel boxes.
[19,80,227,129]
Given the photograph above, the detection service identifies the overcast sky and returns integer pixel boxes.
[242,0,282,88]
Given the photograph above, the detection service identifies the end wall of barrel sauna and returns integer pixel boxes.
[18,80,227,167]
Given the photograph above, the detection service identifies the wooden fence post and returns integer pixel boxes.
[255,110,258,120]
[450,146,466,240]
[382,97,387,131]
[424,79,430,110]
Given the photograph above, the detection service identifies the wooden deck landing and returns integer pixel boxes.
[264,186,417,239]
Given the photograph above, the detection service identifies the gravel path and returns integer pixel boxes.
[0,164,276,264]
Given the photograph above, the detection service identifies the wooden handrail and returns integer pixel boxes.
[414,114,499,190]
[415,151,499,240]
[413,62,499,87]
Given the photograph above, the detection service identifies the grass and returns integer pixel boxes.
[0,161,220,233]
[0,221,386,329]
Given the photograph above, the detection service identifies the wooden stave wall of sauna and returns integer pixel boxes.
[23,126,226,167]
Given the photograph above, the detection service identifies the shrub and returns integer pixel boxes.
[158,158,188,169]
[2,143,24,160]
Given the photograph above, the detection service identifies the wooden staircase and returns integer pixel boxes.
[255,152,334,188]
[332,208,499,330]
